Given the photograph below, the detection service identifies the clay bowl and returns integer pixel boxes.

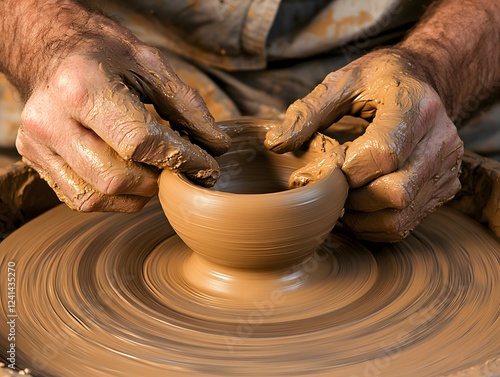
[159,118,348,271]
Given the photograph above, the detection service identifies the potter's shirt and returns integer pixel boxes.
[106,0,426,70]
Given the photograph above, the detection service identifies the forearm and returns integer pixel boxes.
[0,0,106,100]
[397,0,500,124]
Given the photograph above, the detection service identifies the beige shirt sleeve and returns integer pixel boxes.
[104,0,427,70]
[267,0,428,60]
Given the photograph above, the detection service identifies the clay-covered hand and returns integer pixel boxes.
[286,133,346,189]
[265,50,464,242]
[14,11,231,212]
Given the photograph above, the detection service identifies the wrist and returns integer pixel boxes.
[387,45,443,95]
[393,42,454,120]
[395,0,500,124]
[0,0,110,100]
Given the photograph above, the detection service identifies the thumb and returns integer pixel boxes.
[125,46,231,156]
[287,133,346,188]
[264,69,360,154]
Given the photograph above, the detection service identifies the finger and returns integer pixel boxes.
[21,91,160,196]
[126,46,231,156]
[287,133,346,188]
[346,123,463,211]
[53,119,159,197]
[342,107,423,188]
[342,84,431,188]
[75,77,221,187]
[17,137,150,213]
[264,69,360,154]
[341,173,462,242]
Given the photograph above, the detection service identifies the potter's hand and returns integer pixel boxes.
[265,51,464,242]
[287,133,346,189]
[2,2,231,212]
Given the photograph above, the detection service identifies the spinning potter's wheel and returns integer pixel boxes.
[0,202,499,377]
[0,121,499,377]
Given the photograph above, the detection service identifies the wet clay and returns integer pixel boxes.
[95,62,224,185]
[160,119,348,272]
[0,161,59,239]
[159,119,348,305]
[264,52,428,187]
[0,121,498,377]
[0,201,498,377]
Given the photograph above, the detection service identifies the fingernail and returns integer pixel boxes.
[264,129,285,152]
[289,175,311,188]
[188,168,220,188]
[214,130,232,155]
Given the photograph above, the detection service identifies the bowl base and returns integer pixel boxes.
[144,232,378,323]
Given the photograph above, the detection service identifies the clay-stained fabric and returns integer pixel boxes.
[1,0,499,161]
[119,0,426,70]
[98,0,426,119]
[119,0,282,70]
[0,74,23,147]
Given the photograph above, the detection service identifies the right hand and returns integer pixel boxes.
[16,15,231,212]
[265,50,464,242]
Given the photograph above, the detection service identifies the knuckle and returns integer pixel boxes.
[20,103,49,140]
[137,45,160,59]
[94,173,129,196]
[441,121,461,144]
[74,190,101,212]
[423,92,443,115]
[175,84,204,109]
[391,182,414,210]
[116,122,159,161]
[324,71,338,82]
[419,86,445,118]
[58,174,102,212]
[370,140,399,174]
[323,70,346,84]
[382,212,414,241]
[53,64,90,110]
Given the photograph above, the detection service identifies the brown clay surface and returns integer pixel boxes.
[1,120,498,376]
[0,161,59,240]
[159,120,348,273]
[0,200,498,377]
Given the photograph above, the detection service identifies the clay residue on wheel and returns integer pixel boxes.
[0,161,59,239]
[0,203,498,377]
[0,121,498,377]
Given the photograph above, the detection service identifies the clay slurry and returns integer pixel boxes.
[0,120,498,376]
[0,201,498,376]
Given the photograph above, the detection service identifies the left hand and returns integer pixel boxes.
[265,50,464,242]
[14,12,230,213]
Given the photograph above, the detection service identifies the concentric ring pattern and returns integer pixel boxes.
[0,201,498,377]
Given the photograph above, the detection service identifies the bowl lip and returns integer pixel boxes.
[217,117,280,133]
[162,168,341,200]
[160,117,346,200]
